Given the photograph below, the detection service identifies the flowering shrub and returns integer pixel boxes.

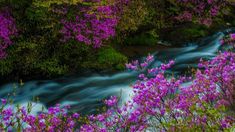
[60,0,128,48]
[80,52,235,131]
[0,35,234,131]
[221,33,235,47]
[0,9,17,59]
[0,102,79,131]
[175,0,228,26]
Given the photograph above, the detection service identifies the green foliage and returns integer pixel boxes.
[32,0,82,8]
[116,0,176,44]
[165,24,208,44]
[0,57,13,76]
[147,0,176,29]
[124,30,159,46]
[97,47,128,70]
[8,41,40,75]
[22,5,60,38]
[36,58,68,76]
[0,40,68,77]
[179,27,206,39]
[0,38,128,78]
[81,47,127,70]
[55,40,93,71]
[0,0,234,80]
[117,0,151,32]
[25,6,49,22]
[0,0,30,8]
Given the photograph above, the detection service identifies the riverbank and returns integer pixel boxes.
[0,24,232,85]
[0,43,173,85]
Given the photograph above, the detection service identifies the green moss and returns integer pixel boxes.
[56,41,128,71]
[97,47,128,70]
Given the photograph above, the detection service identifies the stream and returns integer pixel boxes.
[0,28,233,115]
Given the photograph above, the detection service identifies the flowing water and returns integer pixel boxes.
[0,29,233,115]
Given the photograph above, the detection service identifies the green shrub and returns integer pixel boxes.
[36,58,68,76]
[0,57,13,76]
[8,41,40,74]
[0,40,68,77]
[55,40,93,70]
[117,0,152,33]
[57,41,128,71]
[0,41,42,77]
[0,39,128,79]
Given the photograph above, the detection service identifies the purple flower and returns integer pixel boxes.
[230,33,235,40]
[59,0,125,48]
[104,96,118,107]
[72,113,80,118]
[1,98,6,104]
[0,9,17,59]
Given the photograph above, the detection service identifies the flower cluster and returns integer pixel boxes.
[0,102,79,131]
[0,9,17,59]
[125,54,154,70]
[60,0,128,48]
[220,33,235,48]
[175,0,227,26]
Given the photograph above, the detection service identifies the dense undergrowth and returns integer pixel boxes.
[0,0,235,80]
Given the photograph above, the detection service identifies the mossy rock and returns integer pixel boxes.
[97,47,128,70]
[82,47,128,70]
